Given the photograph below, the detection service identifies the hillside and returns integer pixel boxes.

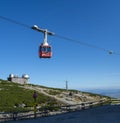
[0,79,111,112]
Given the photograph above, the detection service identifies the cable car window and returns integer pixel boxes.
[47,47,51,52]
[41,47,46,52]
[41,47,51,52]
[43,47,46,52]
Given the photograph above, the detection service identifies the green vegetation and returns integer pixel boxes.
[46,90,61,95]
[0,79,111,113]
[0,79,58,112]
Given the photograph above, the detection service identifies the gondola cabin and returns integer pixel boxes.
[39,44,52,58]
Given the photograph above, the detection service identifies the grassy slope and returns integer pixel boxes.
[0,79,111,112]
[0,79,57,112]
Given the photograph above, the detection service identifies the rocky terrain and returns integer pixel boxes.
[0,80,112,122]
[0,79,111,112]
[23,84,110,105]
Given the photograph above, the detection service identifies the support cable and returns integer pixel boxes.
[0,15,120,55]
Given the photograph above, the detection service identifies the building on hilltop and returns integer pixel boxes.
[7,74,29,84]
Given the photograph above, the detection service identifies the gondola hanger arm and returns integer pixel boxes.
[31,25,55,36]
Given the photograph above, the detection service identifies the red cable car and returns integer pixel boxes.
[39,44,52,58]
[32,25,54,58]
[38,29,52,58]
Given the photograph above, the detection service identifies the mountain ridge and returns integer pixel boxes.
[0,79,111,112]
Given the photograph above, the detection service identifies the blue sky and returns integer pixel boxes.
[0,0,120,90]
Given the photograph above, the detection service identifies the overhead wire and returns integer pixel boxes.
[0,15,119,55]
[55,34,108,52]
[0,15,30,29]
[55,35,120,55]
[55,34,120,55]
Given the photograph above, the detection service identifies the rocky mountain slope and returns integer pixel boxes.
[23,84,110,105]
[0,79,111,112]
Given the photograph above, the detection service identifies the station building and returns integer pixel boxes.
[7,74,29,84]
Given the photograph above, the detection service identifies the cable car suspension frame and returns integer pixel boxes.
[32,25,55,58]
